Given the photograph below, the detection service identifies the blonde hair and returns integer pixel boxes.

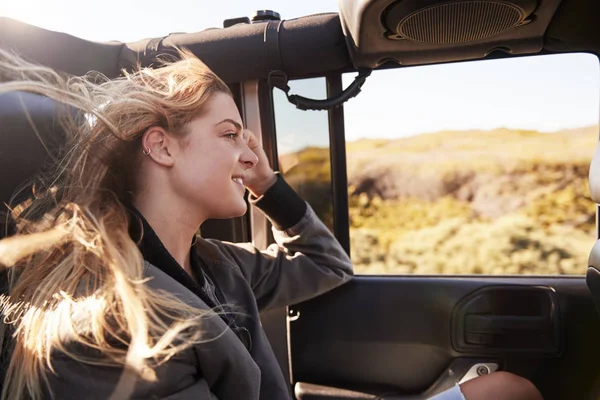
[0,48,232,399]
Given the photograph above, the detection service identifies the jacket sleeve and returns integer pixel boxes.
[211,174,354,311]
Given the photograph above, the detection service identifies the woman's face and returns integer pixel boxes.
[169,92,258,219]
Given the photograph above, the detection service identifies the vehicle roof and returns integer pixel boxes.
[0,0,598,83]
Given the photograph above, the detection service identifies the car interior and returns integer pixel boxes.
[2,0,600,398]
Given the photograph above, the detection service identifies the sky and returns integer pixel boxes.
[2,0,599,154]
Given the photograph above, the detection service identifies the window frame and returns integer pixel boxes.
[264,74,352,254]
[326,73,351,255]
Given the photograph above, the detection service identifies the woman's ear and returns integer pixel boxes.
[141,126,175,167]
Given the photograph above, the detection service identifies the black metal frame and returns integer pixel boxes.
[258,73,351,253]
[258,80,281,174]
[326,74,351,255]
[257,75,353,252]
[257,80,278,245]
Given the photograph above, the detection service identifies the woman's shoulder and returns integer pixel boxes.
[143,261,222,309]
[194,236,257,267]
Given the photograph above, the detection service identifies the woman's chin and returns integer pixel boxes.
[221,202,248,219]
[231,203,248,217]
[205,198,248,220]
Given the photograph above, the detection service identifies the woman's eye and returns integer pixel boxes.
[225,132,239,139]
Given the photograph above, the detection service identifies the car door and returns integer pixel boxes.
[2,8,599,400]
[257,52,600,400]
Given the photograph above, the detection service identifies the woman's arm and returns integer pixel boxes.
[210,173,354,311]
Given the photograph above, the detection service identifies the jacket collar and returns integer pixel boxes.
[127,206,252,351]
[127,206,216,306]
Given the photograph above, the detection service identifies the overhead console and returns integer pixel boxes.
[338,0,564,68]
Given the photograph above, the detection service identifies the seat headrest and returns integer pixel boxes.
[0,91,67,210]
[589,239,600,269]
[589,141,600,203]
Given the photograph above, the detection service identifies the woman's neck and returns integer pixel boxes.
[132,197,201,276]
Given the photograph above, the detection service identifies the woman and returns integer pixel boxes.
[0,49,541,400]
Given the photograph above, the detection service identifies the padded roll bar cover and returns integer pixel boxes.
[1,14,353,84]
[0,17,124,78]
[0,92,67,209]
[123,13,353,83]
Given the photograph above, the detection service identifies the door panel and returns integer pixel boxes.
[289,277,600,400]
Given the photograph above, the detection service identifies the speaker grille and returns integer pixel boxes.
[397,1,524,44]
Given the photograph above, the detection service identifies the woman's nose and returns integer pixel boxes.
[240,146,258,169]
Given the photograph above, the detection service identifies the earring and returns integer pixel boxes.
[142,147,151,155]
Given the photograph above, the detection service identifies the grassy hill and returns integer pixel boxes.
[279,126,599,275]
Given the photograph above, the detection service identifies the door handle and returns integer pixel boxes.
[464,314,552,345]
[466,314,552,334]
[452,286,560,353]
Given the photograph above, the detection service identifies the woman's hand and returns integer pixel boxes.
[243,129,277,197]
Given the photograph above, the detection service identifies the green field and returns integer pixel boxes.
[280,126,598,275]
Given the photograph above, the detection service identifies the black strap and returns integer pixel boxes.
[145,37,164,56]
[268,68,372,111]
[264,20,284,71]
[142,36,177,66]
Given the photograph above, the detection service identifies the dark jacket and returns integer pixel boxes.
[43,176,354,399]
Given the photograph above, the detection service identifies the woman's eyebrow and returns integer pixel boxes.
[215,119,243,131]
